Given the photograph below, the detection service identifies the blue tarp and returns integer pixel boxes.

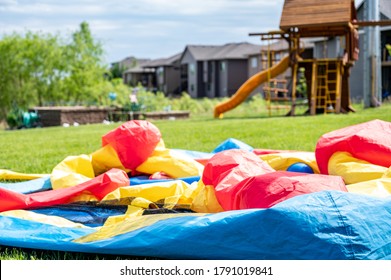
[0,191,390,259]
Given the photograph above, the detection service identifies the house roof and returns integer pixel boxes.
[114,57,151,70]
[141,53,182,68]
[183,42,262,61]
[183,45,220,60]
[123,62,155,74]
[123,67,154,74]
[280,0,356,35]
[260,39,314,52]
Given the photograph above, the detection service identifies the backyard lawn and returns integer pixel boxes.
[1,102,391,259]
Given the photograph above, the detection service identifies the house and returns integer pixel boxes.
[141,53,182,96]
[119,41,315,100]
[180,42,262,98]
[121,53,182,95]
[120,57,155,88]
[122,63,155,89]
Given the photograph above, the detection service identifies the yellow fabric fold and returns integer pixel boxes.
[50,154,95,189]
[101,205,145,227]
[347,178,391,197]
[382,166,391,178]
[191,181,224,213]
[101,180,199,209]
[75,212,203,243]
[90,144,129,176]
[328,152,387,184]
[136,146,204,178]
[0,169,49,181]
[260,151,320,173]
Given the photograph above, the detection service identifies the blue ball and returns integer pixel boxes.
[286,162,314,174]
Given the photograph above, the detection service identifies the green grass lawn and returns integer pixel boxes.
[1,102,391,259]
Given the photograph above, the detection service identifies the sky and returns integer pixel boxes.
[0,0,286,64]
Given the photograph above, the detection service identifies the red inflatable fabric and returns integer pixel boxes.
[202,149,275,210]
[315,119,391,174]
[102,120,161,170]
[0,168,129,212]
[252,148,297,155]
[232,171,346,209]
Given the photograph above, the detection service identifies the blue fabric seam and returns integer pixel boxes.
[327,191,357,260]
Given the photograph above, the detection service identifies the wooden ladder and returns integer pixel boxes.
[315,60,341,114]
[263,79,290,116]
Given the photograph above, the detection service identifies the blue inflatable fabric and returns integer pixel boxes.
[0,191,390,260]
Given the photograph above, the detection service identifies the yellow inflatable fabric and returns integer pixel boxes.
[76,179,224,243]
[0,169,49,181]
[101,179,199,210]
[50,154,95,190]
[259,152,320,173]
[191,181,224,213]
[49,135,203,190]
[76,179,225,243]
[347,178,391,197]
[328,152,387,185]
[136,141,204,178]
[91,144,129,176]
[102,205,144,227]
[382,166,391,178]
[75,211,204,243]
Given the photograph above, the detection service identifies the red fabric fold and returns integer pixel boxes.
[232,171,346,209]
[0,168,129,212]
[202,149,275,210]
[203,149,346,210]
[102,120,161,170]
[315,119,391,174]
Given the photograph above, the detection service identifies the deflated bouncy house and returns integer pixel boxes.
[0,119,391,259]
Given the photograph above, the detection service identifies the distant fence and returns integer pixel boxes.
[32,106,190,127]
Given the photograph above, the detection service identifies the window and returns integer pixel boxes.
[189,63,195,75]
[251,57,258,68]
[157,67,164,77]
[220,62,226,72]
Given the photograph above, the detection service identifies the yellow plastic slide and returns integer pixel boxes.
[214,55,290,118]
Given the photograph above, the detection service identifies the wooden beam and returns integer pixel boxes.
[249,31,289,41]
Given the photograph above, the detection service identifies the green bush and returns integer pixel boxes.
[5,106,23,129]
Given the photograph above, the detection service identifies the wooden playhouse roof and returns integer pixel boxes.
[280,0,356,37]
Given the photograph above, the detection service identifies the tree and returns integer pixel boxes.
[0,21,112,122]
[23,32,66,106]
[109,62,126,80]
[0,34,35,119]
[0,32,66,119]
[63,21,106,104]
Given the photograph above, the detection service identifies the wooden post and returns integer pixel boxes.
[335,61,342,113]
[310,61,318,115]
[290,63,298,116]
